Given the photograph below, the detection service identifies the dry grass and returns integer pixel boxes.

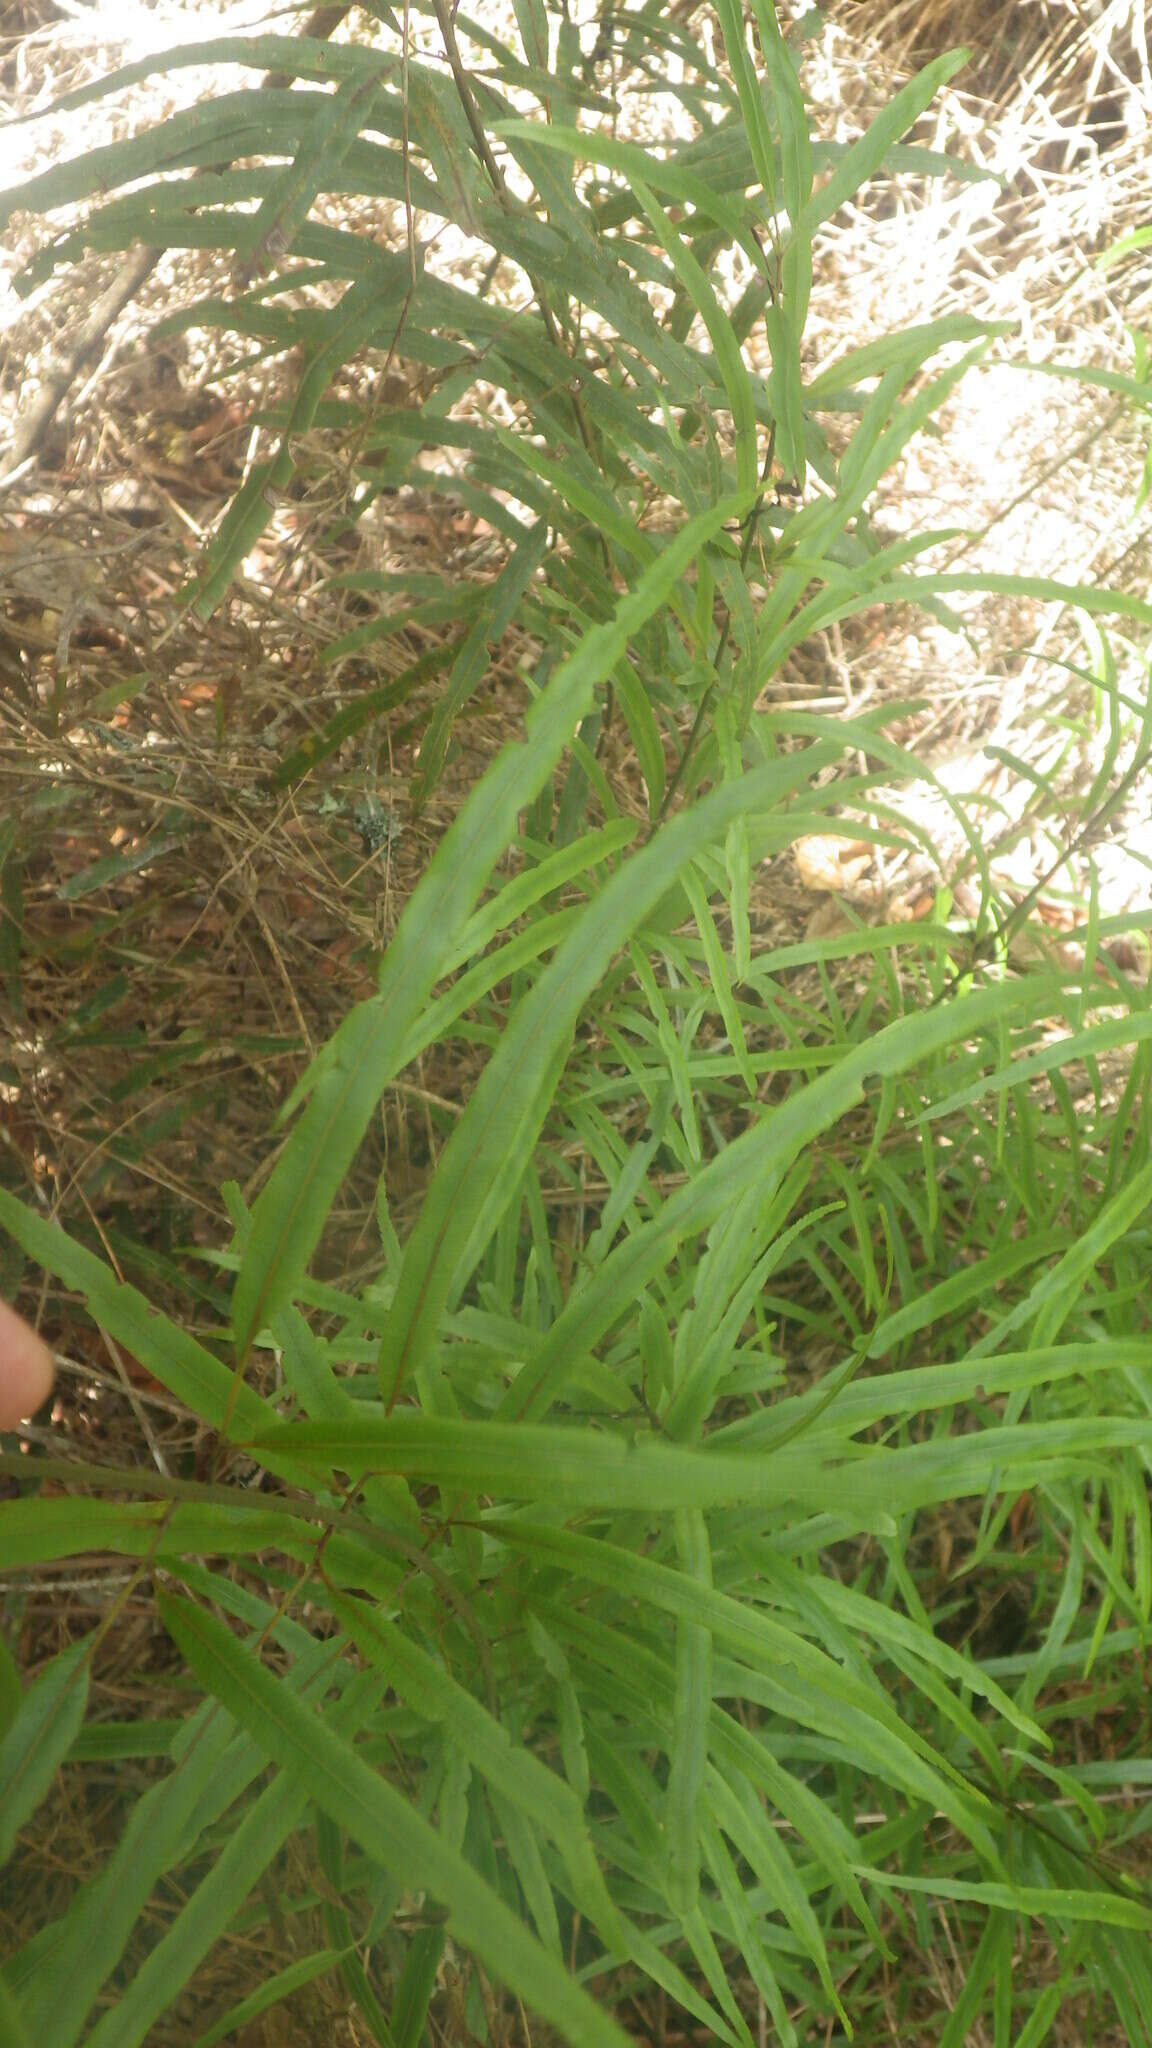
[783,0,1152,934]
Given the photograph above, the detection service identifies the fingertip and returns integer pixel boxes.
[0,1298,56,1429]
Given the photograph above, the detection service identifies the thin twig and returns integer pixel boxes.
[934,729,1152,1004]
[655,428,776,828]
[430,0,619,730]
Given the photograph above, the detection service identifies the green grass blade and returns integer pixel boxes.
[0,1980,35,2048]
[447,820,637,969]
[493,121,752,240]
[495,1523,1000,1857]
[719,1340,1148,1450]
[968,1157,1152,1358]
[191,1950,349,2048]
[81,1668,385,2048]
[246,1408,895,1517]
[0,1493,403,1604]
[2,38,390,132]
[800,49,971,233]
[710,0,778,202]
[412,522,548,808]
[242,68,385,280]
[269,641,460,788]
[0,1192,270,1436]
[633,181,759,496]
[513,981,1042,1423]
[748,0,811,475]
[7,1706,240,2045]
[378,743,835,1410]
[702,1821,796,2048]
[666,1510,712,1917]
[866,1868,1152,1933]
[0,1641,89,1870]
[900,570,1152,629]
[230,493,750,1361]
[160,1594,634,2048]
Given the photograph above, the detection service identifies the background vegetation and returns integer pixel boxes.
[3,0,1152,2040]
